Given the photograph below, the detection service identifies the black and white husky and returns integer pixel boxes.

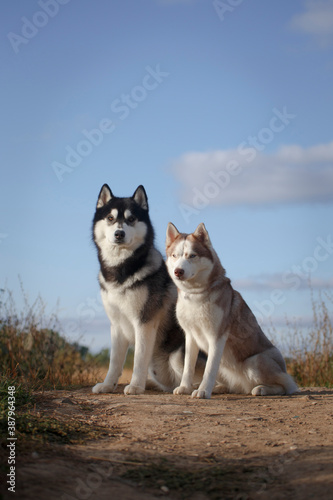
[91,184,186,395]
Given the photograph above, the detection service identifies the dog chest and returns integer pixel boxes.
[101,283,148,326]
[176,294,224,346]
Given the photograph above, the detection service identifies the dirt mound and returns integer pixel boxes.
[4,385,333,500]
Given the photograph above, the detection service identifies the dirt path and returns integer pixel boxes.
[5,383,333,500]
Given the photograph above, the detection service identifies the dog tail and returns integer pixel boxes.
[168,348,184,386]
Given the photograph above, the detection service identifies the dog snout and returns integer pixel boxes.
[174,268,184,279]
[114,230,126,242]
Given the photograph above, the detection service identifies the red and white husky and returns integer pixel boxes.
[166,222,298,399]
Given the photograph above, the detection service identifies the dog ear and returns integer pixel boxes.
[132,185,148,210]
[193,223,211,246]
[97,184,113,209]
[166,222,180,247]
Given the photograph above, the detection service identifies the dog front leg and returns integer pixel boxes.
[192,336,227,399]
[92,326,129,394]
[174,334,199,395]
[124,322,157,395]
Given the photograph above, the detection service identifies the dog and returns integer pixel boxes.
[91,184,191,395]
[165,222,298,399]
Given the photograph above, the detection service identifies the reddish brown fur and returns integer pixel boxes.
[166,222,297,396]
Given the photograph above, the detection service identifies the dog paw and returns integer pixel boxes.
[191,389,211,399]
[92,382,116,394]
[173,385,192,395]
[124,384,145,395]
[251,385,286,396]
[251,385,270,396]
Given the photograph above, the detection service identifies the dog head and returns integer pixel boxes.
[93,184,153,263]
[165,222,215,290]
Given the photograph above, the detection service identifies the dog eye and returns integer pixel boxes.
[189,254,196,259]
[127,216,135,223]
[172,254,177,258]
[107,215,114,222]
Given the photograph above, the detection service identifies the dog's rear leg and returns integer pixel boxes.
[92,327,129,394]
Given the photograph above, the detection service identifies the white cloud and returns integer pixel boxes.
[290,0,333,47]
[234,274,333,292]
[171,141,333,209]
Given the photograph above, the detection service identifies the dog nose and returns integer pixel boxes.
[174,268,184,279]
[114,230,125,241]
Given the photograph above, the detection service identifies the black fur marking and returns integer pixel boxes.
[99,243,152,285]
[137,261,171,323]
[92,191,155,285]
[161,313,186,354]
[93,196,152,230]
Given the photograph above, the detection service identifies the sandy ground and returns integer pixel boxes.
[3,373,333,500]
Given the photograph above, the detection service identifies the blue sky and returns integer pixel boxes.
[1,0,333,352]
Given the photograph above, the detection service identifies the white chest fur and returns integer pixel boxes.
[100,278,149,344]
[176,291,224,352]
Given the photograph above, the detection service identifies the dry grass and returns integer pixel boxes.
[0,284,332,391]
[0,285,102,390]
[283,290,333,387]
